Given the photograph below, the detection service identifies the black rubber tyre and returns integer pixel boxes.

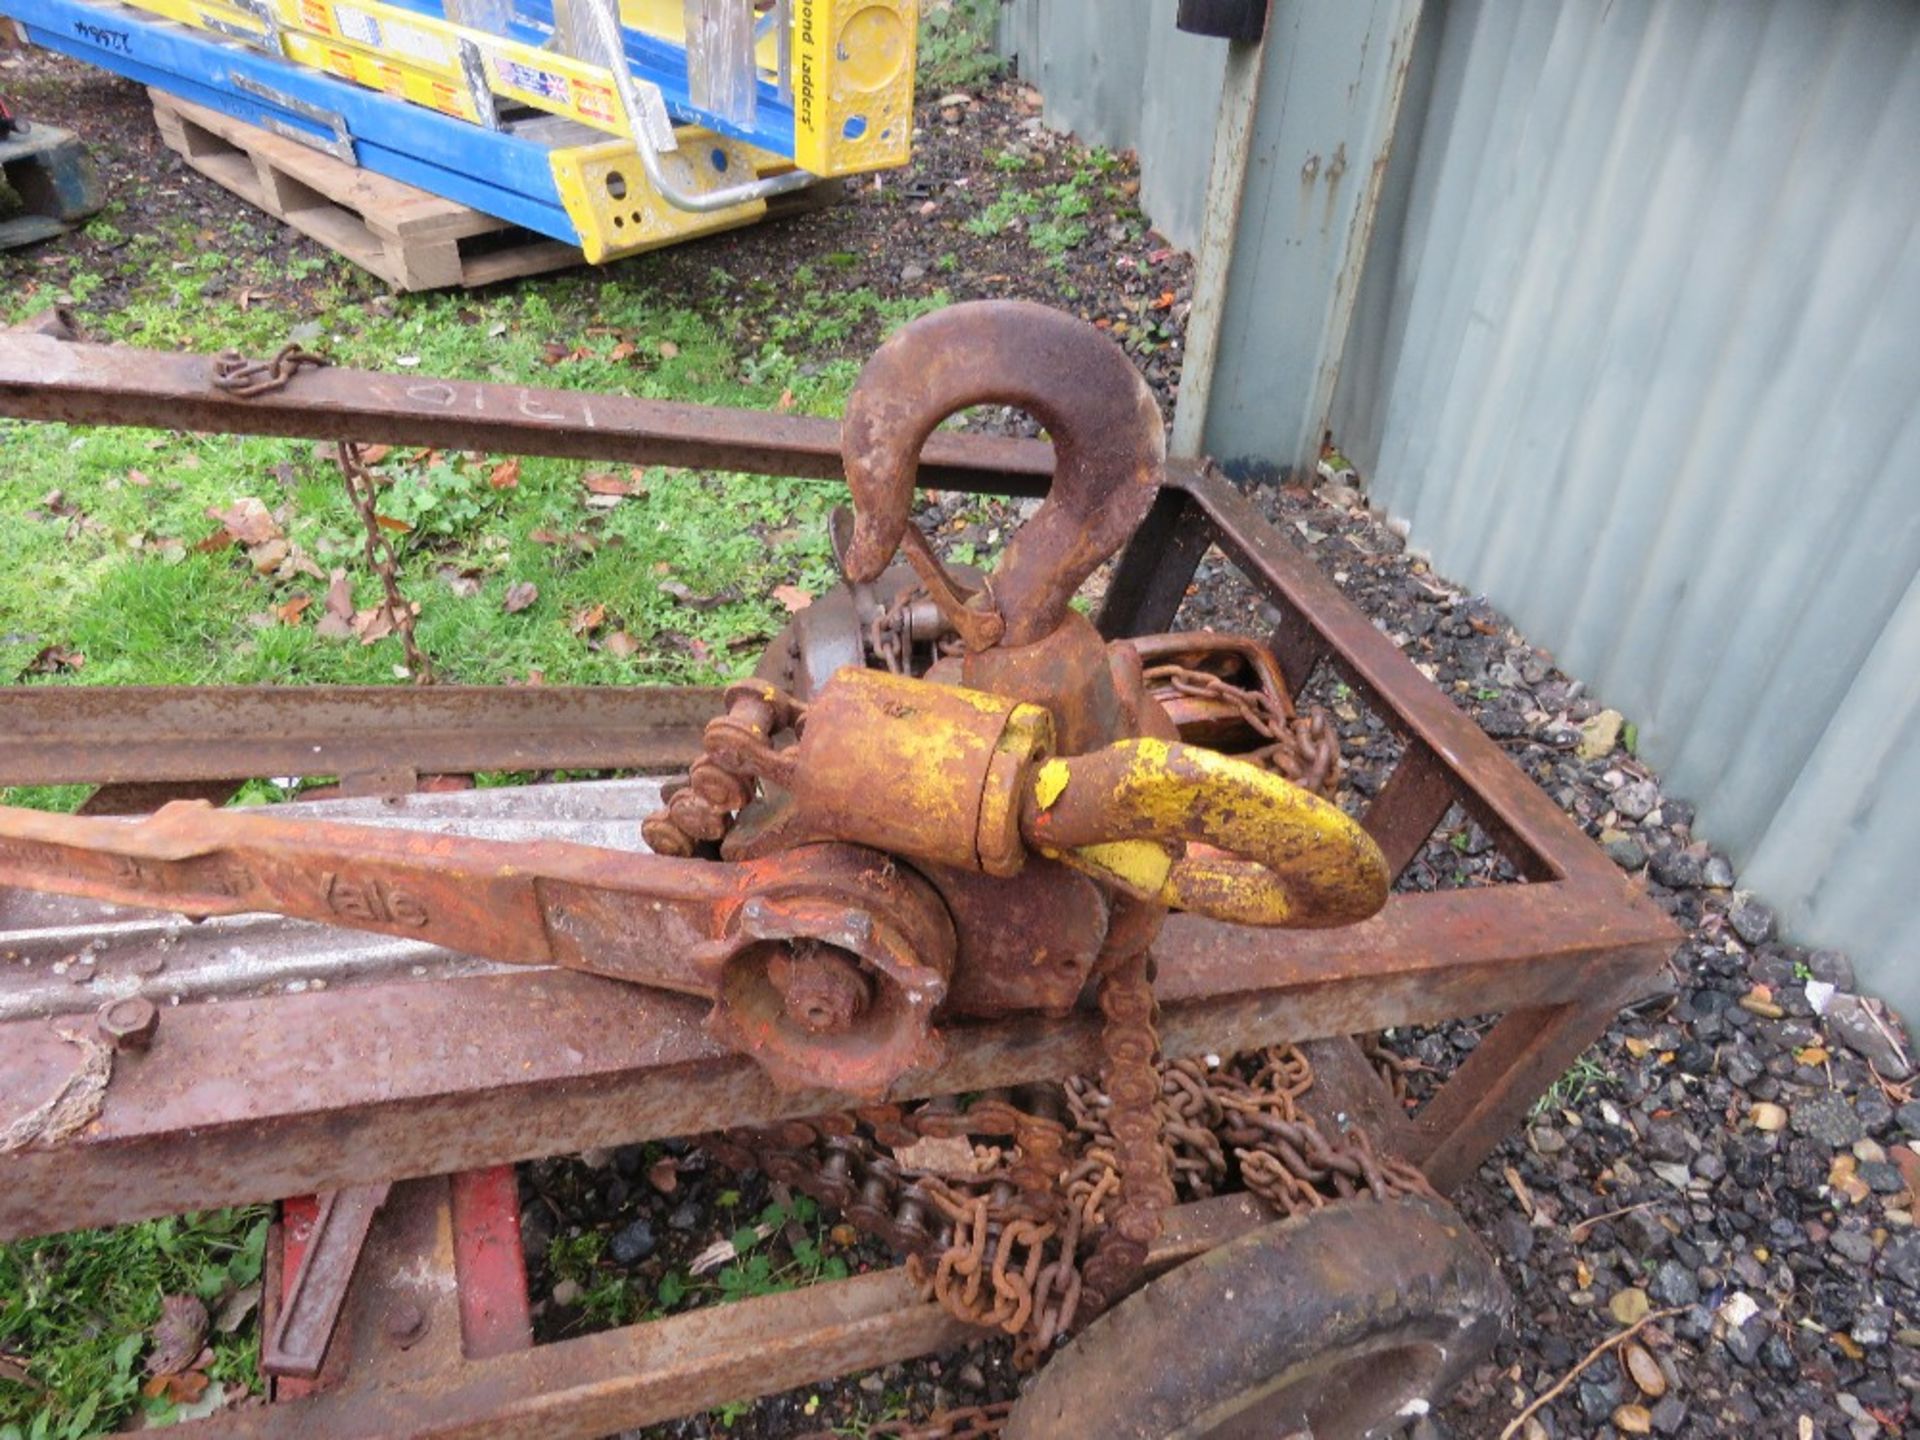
[1003,1193,1510,1440]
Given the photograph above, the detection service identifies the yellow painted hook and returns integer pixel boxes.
[1019,738,1390,928]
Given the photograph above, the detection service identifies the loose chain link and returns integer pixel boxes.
[210,343,330,398]
[1360,1031,1426,1108]
[1143,661,1342,798]
[335,441,434,683]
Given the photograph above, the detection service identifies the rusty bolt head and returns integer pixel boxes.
[765,940,872,1035]
[96,996,159,1051]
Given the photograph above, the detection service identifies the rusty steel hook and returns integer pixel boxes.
[839,301,1166,650]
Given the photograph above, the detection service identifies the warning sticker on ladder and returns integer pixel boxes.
[574,79,616,126]
[494,56,572,108]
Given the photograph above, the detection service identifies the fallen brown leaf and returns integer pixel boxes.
[436,565,482,599]
[503,582,539,614]
[215,1283,261,1336]
[205,497,281,547]
[1892,1144,1920,1210]
[146,1294,208,1377]
[143,1369,210,1404]
[126,468,152,487]
[770,584,811,613]
[248,537,290,575]
[583,471,642,498]
[570,603,607,636]
[1502,1163,1535,1218]
[603,629,640,657]
[315,570,356,639]
[324,570,354,611]
[488,458,521,491]
[657,340,680,359]
[274,594,313,626]
[891,1134,982,1179]
[353,605,398,645]
[374,514,413,534]
[26,644,84,674]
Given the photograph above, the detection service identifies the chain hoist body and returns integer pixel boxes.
[0,301,1395,1365]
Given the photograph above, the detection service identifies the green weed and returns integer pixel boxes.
[0,1209,268,1438]
[1531,1054,1610,1116]
[917,0,1006,92]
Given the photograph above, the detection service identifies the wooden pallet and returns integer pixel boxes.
[148,89,582,291]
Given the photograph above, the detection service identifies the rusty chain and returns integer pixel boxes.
[870,583,964,676]
[335,441,435,683]
[871,584,918,675]
[1360,1031,1426,1109]
[701,1032,1435,1440]
[1143,661,1342,798]
[206,342,434,682]
[1073,947,1174,1326]
[210,342,330,398]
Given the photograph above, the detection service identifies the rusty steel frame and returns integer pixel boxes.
[0,339,1678,1435]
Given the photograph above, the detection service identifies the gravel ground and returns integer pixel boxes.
[1179,483,1920,1440]
[7,36,1919,1440]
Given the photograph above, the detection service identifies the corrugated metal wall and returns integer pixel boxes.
[1330,0,1920,1016]
[996,0,1221,251]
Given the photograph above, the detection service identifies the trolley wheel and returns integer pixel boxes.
[1004,1192,1509,1440]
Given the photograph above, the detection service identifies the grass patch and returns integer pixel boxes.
[0,1210,269,1438]
[0,229,951,1428]
[0,263,951,769]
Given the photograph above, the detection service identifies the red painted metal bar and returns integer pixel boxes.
[447,1167,533,1361]
[265,1184,393,1379]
